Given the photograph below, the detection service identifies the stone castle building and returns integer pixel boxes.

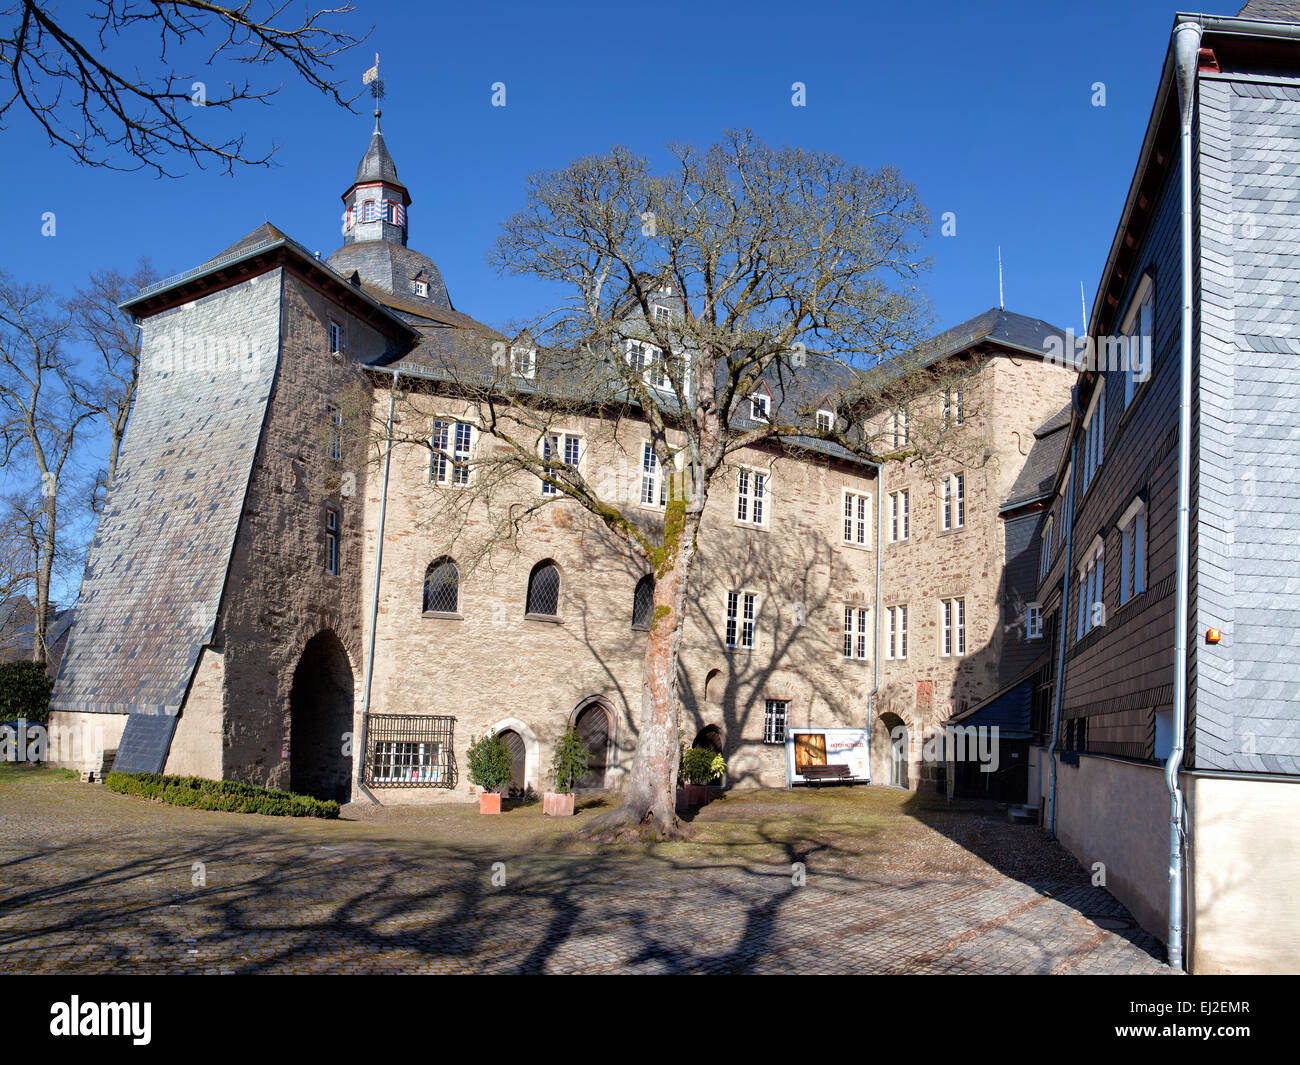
[48,110,1073,803]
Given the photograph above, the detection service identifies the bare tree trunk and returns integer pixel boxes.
[578,495,700,842]
[33,494,55,665]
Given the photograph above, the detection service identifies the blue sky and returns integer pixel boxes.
[8,0,1189,338]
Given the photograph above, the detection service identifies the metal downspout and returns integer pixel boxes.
[357,368,399,795]
[867,460,883,770]
[1167,18,1203,974]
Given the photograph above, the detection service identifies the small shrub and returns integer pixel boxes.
[104,772,339,818]
[0,662,54,724]
[680,746,726,785]
[465,732,513,794]
[549,728,591,794]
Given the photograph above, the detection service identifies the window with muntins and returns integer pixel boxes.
[641,443,667,507]
[327,404,343,462]
[1121,276,1154,410]
[365,714,456,788]
[1081,384,1105,495]
[1119,498,1146,605]
[889,489,910,542]
[325,507,340,576]
[632,574,655,630]
[726,591,757,650]
[526,560,561,617]
[941,597,966,657]
[887,605,908,660]
[942,473,965,530]
[843,606,869,660]
[737,468,768,526]
[1028,602,1042,639]
[423,558,460,614]
[763,700,787,744]
[843,491,870,545]
[431,421,472,486]
[1040,516,1054,579]
[541,432,580,496]
[1076,537,1105,639]
[942,388,964,429]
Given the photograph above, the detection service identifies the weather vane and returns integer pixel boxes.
[362,53,384,104]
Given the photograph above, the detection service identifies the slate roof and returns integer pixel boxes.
[1235,1,1300,22]
[947,672,1041,736]
[326,240,453,312]
[906,307,1069,368]
[353,111,407,191]
[1001,401,1073,511]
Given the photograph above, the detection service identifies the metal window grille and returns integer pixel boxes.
[325,508,339,575]
[632,575,655,629]
[423,559,459,614]
[365,715,457,788]
[527,561,560,616]
[763,700,787,745]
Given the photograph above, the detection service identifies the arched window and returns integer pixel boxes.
[526,560,561,617]
[423,557,459,615]
[631,574,655,630]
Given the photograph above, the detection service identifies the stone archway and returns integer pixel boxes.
[486,717,539,795]
[288,630,354,802]
[871,711,911,789]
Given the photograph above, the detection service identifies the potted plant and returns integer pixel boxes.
[544,728,590,816]
[466,732,512,814]
[680,746,726,807]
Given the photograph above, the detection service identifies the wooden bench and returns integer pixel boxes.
[800,764,852,784]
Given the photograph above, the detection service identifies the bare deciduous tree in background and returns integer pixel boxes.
[0,273,98,664]
[377,132,988,841]
[69,259,159,509]
[1,1,363,175]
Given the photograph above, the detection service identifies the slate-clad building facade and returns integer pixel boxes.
[1026,2,1300,974]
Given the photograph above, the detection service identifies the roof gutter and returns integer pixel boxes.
[1165,16,1203,976]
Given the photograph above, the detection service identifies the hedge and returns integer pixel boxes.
[105,772,340,819]
[0,661,54,724]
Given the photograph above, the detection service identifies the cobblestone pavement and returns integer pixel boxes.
[0,770,1170,974]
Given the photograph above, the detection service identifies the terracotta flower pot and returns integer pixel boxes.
[543,791,575,817]
[479,792,502,815]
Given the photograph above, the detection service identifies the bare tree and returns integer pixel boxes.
[383,133,984,840]
[0,273,97,663]
[1,1,364,176]
[69,258,160,508]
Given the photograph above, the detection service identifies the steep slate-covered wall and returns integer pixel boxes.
[1193,74,1300,775]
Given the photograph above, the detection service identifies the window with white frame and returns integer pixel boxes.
[891,408,910,448]
[887,604,908,660]
[889,489,910,543]
[541,432,580,496]
[843,490,870,546]
[627,339,670,391]
[370,740,448,784]
[1118,497,1147,605]
[843,606,869,660]
[510,346,536,380]
[942,473,965,531]
[652,303,670,322]
[327,404,343,462]
[328,321,344,356]
[737,468,768,526]
[1039,515,1054,579]
[431,421,472,486]
[816,408,834,432]
[640,443,667,507]
[1120,276,1154,410]
[1058,471,1070,545]
[414,278,429,298]
[942,387,964,429]
[763,700,787,744]
[726,590,757,650]
[750,391,770,422]
[1081,383,1105,495]
[325,507,340,576]
[1027,602,1043,639]
[940,597,966,657]
[1076,536,1105,639]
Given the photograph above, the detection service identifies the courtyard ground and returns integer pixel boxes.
[0,764,1169,974]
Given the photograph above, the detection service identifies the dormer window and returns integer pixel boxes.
[653,304,670,322]
[413,278,429,298]
[511,347,536,380]
[750,392,770,422]
[816,408,834,432]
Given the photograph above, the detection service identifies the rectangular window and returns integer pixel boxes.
[364,714,456,788]
[362,200,378,223]
[737,469,768,526]
[889,489,910,543]
[1118,498,1147,605]
[942,388,964,429]
[414,279,429,298]
[726,591,757,650]
[1077,538,1105,639]
[887,605,908,660]
[627,340,669,390]
[541,432,580,496]
[1081,384,1105,495]
[843,607,869,660]
[1039,516,1054,579]
[941,597,966,657]
[763,700,788,745]
[942,473,965,531]
[817,408,834,432]
[1027,602,1042,639]
[328,321,343,355]
[641,443,666,507]
[843,491,870,545]
[891,409,910,448]
[653,304,670,322]
[1121,277,1154,410]
[327,404,343,462]
[750,392,770,421]
[431,421,472,485]
[325,507,340,576]
[511,347,536,380]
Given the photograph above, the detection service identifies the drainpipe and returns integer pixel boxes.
[356,368,399,795]
[1166,18,1203,974]
[1046,428,1078,838]
[867,459,883,770]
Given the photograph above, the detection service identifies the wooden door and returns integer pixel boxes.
[498,729,526,795]
[574,705,609,788]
